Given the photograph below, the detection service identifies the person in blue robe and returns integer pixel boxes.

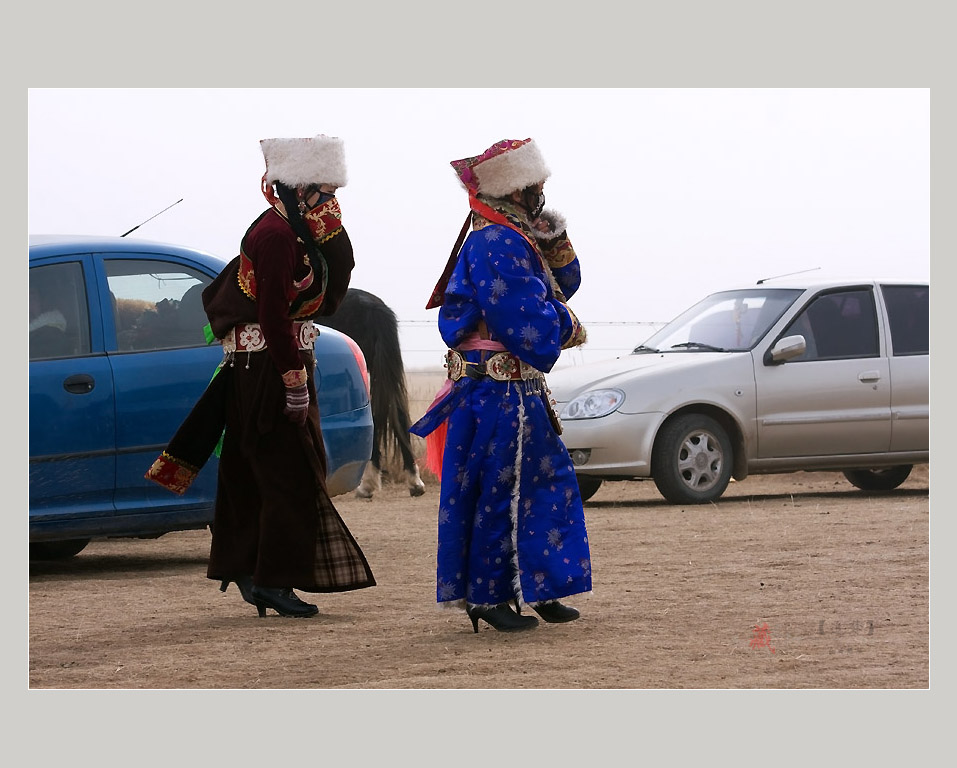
[411,138,591,633]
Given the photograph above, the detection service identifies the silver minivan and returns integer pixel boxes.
[548,277,929,504]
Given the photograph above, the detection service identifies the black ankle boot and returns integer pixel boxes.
[466,603,539,633]
[249,585,319,618]
[531,600,580,623]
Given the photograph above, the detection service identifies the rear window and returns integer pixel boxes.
[29,261,90,360]
[880,284,929,356]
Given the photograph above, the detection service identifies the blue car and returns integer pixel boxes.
[29,235,373,559]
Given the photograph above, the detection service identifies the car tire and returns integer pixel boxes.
[843,465,912,491]
[29,538,90,560]
[652,413,733,504]
[576,475,603,503]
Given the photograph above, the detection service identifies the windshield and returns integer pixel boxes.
[635,288,803,353]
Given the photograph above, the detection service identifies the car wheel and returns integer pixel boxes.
[652,414,732,504]
[843,465,912,491]
[29,538,90,560]
[576,475,603,502]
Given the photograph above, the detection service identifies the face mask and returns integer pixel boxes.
[522,187,545,218]
[302,197,343,243]
[301,185,337,212]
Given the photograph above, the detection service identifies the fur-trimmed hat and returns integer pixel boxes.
[451,138,550,198]
[260,134,348,188]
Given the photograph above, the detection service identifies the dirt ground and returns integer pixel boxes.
[28,461,928,690]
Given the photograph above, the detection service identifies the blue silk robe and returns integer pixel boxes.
[411,221,592,608]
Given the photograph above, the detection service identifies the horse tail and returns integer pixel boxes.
[316,288,420,478]
[365,306,416,473]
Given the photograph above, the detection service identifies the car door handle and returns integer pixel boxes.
[63,374,95,394]
[858,370,882,383]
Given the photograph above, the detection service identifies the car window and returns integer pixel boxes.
[687,300,762,350]
[29,261,90,360]
[106,259,212,352]
[880,284,928,356]
[784,288,880,361]
[640,289,802,353]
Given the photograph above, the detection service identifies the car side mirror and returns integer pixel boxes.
[765,334,807,365]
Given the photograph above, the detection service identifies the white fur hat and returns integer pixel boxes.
[260,134,348,188]
[451,138,550,198]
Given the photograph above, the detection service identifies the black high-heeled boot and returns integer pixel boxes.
[531,600,580,623]
[465,603,539,633]
[249,585,319,618]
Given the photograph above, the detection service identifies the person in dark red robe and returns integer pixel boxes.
[147,134,375,617]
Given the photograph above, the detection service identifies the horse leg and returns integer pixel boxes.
[405,461,426,497]
[387,392,426,498]
[355,440,382,499]
[396,428,426,497]
[355,461,382,499]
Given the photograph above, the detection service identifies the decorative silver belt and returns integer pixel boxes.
[222,321,318,354]
[446,349,542,382]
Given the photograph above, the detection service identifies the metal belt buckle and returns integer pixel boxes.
[446,349,465,381]
[236,324,266,351]
[297,321,318,349]
[486,351,520,381]
[221,324,266,353]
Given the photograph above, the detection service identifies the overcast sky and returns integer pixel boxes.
[27,88,929,365]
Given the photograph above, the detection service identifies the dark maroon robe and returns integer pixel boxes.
[148,207,375,594]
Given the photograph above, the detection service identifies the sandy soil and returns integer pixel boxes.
[28,468,928,690]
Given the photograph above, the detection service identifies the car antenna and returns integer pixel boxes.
[120,198,184,237]
[756,267,820,285]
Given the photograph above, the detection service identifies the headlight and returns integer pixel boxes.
[560,388,625,420]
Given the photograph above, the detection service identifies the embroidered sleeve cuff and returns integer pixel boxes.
[560,304,588,349]
[282,367,308,387]
[145,451,199,496]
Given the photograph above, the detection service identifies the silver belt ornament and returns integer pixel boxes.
[222,321,318,354]
[446,349,541,382]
